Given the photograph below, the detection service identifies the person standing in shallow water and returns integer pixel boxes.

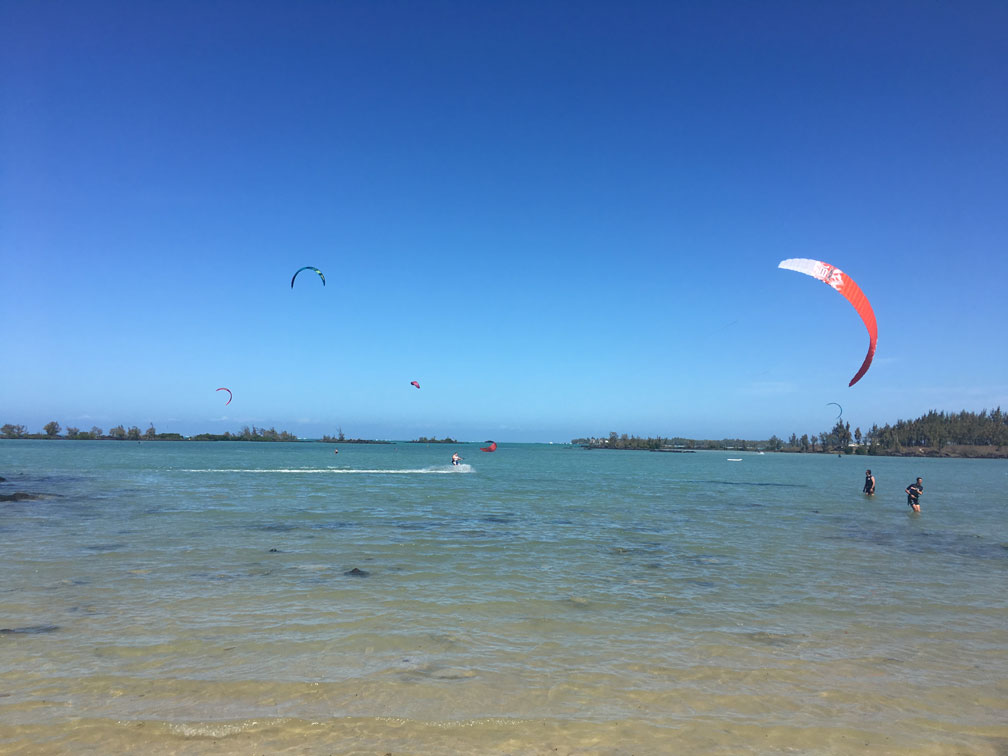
[863,469,875,495]
[905,477,923,512]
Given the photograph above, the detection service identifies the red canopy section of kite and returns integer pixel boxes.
[216,387,232,405]
[778,258,878,386]
[410,381,420,389]
[480,441,497,452]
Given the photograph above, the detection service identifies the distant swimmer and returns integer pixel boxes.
[451,452,462,466]
[333,448,339,455]
[863,469,875,495]
[905,477,923,512]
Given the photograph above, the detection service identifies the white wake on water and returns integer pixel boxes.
[178,464,474,474]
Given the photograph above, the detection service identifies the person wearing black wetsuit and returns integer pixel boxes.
[863,469,875,495]
[905,477,923,512]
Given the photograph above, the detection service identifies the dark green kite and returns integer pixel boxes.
[291,266,325,288]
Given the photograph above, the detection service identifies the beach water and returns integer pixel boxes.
[2,440,1006,755]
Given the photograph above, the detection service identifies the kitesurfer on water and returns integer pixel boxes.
[905,477,923,512]
[863,469,875,495]
[451,453,461,466]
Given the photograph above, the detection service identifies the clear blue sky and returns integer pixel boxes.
[2,1,1006,442]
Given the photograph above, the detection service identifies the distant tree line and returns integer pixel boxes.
[573,408,1007,456]
[320,427,391,444]
[321,427,347,443]
[776,408,1007,455]
[190,426,298,442]
[0,420,399,444]
[854,408,1006,453]
[6,408,1004,453]
[0,422,296,442]
[574,432,769,451]
[1,422,161,441]
[575,433,688,450]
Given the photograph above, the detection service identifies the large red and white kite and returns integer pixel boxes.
[778,258,877,386]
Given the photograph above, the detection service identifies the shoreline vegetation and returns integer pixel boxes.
[575,408,1006,458]
[0,423,399,444]
[2,409,1005,458]
[0,422,454,447]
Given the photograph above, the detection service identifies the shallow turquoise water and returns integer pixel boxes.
[1,440,1006,754]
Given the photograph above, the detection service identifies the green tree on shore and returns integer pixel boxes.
[2,424,28,438]
[44,421,61,438]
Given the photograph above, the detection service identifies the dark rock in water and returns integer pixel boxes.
[0,492,40,502]
[0,624,59,634]
[345,567,370,577]
[745,631,795,647]
[481,514,513,524]
[268,548,279,553]
[0,476,6,482]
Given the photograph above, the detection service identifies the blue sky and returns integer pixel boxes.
[2,0,1006,441]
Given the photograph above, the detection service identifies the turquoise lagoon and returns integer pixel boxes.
[1,440,1006,754]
